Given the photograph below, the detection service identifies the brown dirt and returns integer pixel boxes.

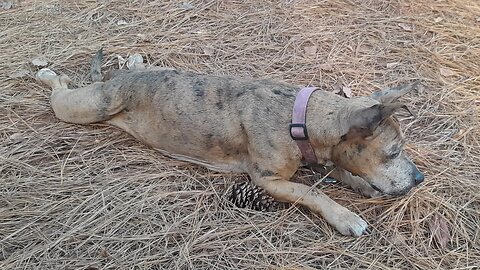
[1,0,479,269]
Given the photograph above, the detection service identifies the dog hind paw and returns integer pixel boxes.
[36,68,71,88]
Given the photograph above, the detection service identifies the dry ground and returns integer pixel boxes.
[1,0,479,269]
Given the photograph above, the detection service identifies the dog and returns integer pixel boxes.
[36,49,424,236]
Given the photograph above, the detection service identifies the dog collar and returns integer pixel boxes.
[290,87,318,164]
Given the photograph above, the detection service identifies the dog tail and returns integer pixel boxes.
[90,48,103,82]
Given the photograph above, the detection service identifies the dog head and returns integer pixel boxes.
[331,83,424,196]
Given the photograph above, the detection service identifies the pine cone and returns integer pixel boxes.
[227,181,279,212]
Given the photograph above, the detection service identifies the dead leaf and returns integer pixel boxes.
[428,214,450,249]
[476,17,480,22]
[99,248,109,258]
[116,19,128,26]
[386,62,399,68]
[31,58,48,67]
[452,129,466,140]
[136,33,152,42]
[9,133,23,144]
[126,53,144,70]
[304,45,317,58]
[180,2,194,9]
[398,23,412,32]
[117,55,126,69]
[439,67,456,77]
[434,17,444,23]
[9,69,29,78]
[1,0,12,9]
[332,80,343,95]
[393,233,407,245]
[415,82,425,95]
[342,86,352,98]
[331,80,352,98]
[319,63,334,71]
[203,46,214,56]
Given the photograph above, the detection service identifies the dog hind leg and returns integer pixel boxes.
[37,68,125,124]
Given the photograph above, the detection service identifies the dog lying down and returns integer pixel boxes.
[36,49,424,236]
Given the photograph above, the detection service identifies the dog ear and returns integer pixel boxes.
[344,103,410,139]
[370,81,419,103]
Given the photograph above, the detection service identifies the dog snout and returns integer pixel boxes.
[413,168,424,185]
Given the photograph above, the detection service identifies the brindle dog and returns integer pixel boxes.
[36,49,424,236]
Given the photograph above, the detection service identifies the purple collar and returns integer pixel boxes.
[289,87,318,164]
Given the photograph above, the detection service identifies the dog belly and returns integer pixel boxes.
[106,111,248,173]
[158,151,247,173]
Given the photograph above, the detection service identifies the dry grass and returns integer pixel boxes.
[1,0,479,269]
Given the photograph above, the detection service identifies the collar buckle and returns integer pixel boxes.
[289,123,309,140]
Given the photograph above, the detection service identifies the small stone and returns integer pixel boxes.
[31,57,48,67]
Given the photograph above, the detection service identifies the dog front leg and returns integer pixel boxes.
[250,170,368,236]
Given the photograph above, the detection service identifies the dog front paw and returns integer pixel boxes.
[325,208,368,237]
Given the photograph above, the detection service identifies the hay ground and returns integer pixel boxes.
[1,0,479,269]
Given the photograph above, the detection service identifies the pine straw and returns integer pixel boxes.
[1,0,479,269]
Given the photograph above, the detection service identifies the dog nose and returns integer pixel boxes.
[414,170,424,185]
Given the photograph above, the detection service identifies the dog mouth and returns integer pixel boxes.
[369,183,413,197]
[370,184,383,193]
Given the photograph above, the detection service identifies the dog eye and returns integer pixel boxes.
[388,151,400,159]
